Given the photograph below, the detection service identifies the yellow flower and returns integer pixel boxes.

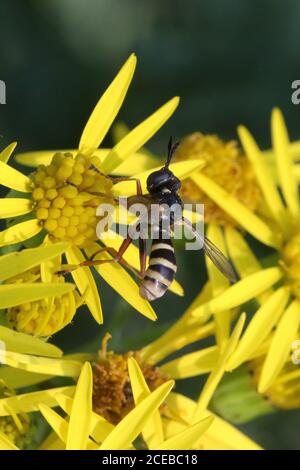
[0,55,192,325]
[0,295,260,449]
[124,112,300,421]
[0,300,245,405]
[0,243,76,331]
[250,357,300,410]
[0,346,260,450]
[5,263,80,337]
[0,231,246,433]
[173,132,262,226]
[0,236,81,336]
[180,109,300,398]
[0,309,78,450]
[211,356,300,424]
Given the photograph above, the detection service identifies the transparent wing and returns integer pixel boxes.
[203,236,237,283]
[182,217,237,283]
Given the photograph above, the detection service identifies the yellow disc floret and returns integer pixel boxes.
[174,132,262,226]
[0,381,33,449]
[31,152,114,247]
[6,267,80,336]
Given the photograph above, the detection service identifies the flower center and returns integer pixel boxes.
[6,267,80,336]
[282,231,300,300]
[31,152,114,247]
[92,335,168,425]
[174,133,262,226]
[0,381,33,449]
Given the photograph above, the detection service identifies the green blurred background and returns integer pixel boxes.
[1,0,300,449]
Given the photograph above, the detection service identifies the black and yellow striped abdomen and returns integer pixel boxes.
[140,238,177,301]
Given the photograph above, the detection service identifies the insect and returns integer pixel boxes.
[58,138,237,301]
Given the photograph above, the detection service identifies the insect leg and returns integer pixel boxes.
[85,223,148,279]
[86,243,143,279]
[90,176,143,205]
[56,234,144,279]
[89,165,143,196]
[111,176,143,197]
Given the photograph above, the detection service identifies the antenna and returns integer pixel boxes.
[165,136,179,168]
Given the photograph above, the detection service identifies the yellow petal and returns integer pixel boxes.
[0,367,52,389]
[0,219,42,247]
[141,316,214,365]
[15,148,110,168]
[16,150,67,167]
[201,413,262,450]
[112,151,158,176]
[258,300,300,392]
[0,281,75,309]
[264,140,300,163]
[128,357,163,449]
[225,226,272,304]
[184,281,212,314]
[39,431,65,450]
[40,237,63,283]
[162,418,187,436]
[193,313,246,420]
[226,287,290,371]
[101,231,183,296]
[85,243,156,321]
[224,227,261,276]
[0,430,19,450]
[55,393,114,444]
[0,160,32,192]
[0,142,17,164]
[0,198,32,219]
[0,386,75,416]
[191,172,279,248]
[238,125,286,226]
[99,380,174,450]
[166,392,196,424]
[3,350,82,377]
[158,416,214,450]
[66,362,93,450]
[206,224,230,296]
[79,54,136,153]
[271,108,300,218]
[247,337,272,361]
[192,267,282,318]
[164,398,260,451]
[112,206,137,225]
[112,160,204,196]
[101,97,180,173]
[65,352,97,362]
[40,403,98,450]
[160,346,218,379]
[65,245,103,324]
[0,241,69,281]
[39,404,69,448]
[182,208,203,224]
[206,224,231,347]
[163,416,260,451]
[0,325,62,357]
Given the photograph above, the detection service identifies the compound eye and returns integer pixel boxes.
[146,172,157,190]
[147,170,169,191]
